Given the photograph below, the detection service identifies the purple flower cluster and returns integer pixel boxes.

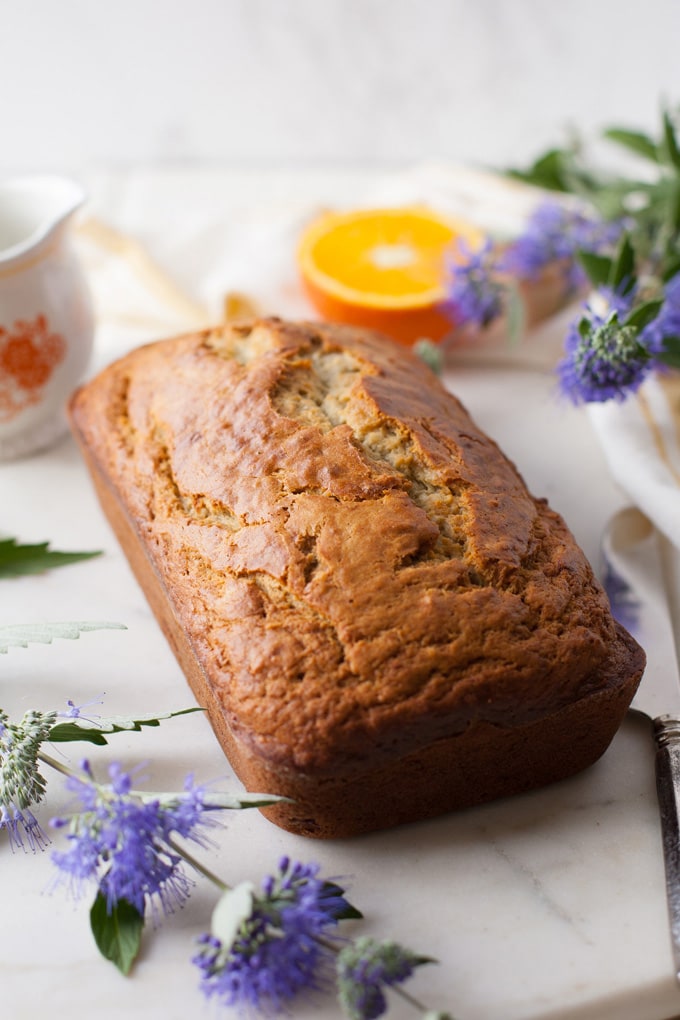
[193,856,349,1013]
[641,273,680,353]
[445,202,621,332]
[0,709,56,852]
[51,760,217,917]
[3,691,450,1015]
[557,308,653,404]
[500,201,623,292]
[446,239,504,328]
[337,936,430,1020]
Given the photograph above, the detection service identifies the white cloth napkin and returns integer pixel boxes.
[76,162,573,386]
[74,163,680,569]
[588,374,680,660]
[588,375,680,551]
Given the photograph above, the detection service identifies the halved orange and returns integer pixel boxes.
[297,206,484,346]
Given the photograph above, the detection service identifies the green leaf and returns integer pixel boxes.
[662,254,680,282]
[507,148,573,192]
[609,234,637,293]
[0,538,101,579]
[47,721,109,745]
[577,250,613,289]
[661,110,680,170]
[188,790,290,809]
[666,180,680,238]
[93,706,203,732]
[210,882,255,950]
[658,336,680,369]
[0,621,126,654]
[49,706,203,744]
[138,789,291,810]
[603,127,660,163]
[413,338,443,375]
[321,880,363,920]
[90,893,144,975]
[624,298,663,331]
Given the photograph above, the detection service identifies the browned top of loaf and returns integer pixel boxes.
[70,318,623,773]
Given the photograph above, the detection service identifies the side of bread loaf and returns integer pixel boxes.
[69,318,644,837]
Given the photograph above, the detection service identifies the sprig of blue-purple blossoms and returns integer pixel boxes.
[445,109,680,404]
[446,201,622,335]
[0,702,453,1019]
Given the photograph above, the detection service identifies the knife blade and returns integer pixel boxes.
[602,507,680,980]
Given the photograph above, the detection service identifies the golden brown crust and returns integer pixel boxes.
[69,318,644,836]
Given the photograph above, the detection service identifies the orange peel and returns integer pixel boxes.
[297,206,484,345]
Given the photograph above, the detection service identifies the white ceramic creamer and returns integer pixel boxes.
[0,175,94,459]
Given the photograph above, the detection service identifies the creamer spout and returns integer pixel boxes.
[0,175,86,265]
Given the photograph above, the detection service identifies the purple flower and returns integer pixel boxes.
[641,272,680,353]
[500,201,623,293]
[557,305,653,404]
[51,761,218,917]
[60,695,105,723]
[602,558,640,634]
[598,284,636,319]
[336,936,432,1020]
[193,856,349,1013]
[445,240,504,328]
[0,803,50,853]
[0,709,56,852]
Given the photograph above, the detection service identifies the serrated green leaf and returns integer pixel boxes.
[94,706,204,732]
[90,893,144,975]
[0,621,126,654]
[624,299,663,331]
[604,127,660,163]
[48,706,204,744]
[47,721,109,745]
[0,538,101,579]
[577,250,614,288]
[211,882,255,950]
[194,790,291,809]
[138,790,291,810]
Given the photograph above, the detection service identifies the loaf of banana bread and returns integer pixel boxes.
[69,318,644,837]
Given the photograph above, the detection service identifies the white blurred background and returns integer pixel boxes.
[3,0,679,175]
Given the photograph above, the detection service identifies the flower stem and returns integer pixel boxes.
[392,983,430,1012]
[166,835,231,892]
[38,750,77,779]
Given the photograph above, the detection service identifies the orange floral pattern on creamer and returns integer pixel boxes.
[0,314,66,422]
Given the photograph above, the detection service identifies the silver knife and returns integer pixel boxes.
[602,507,680,981]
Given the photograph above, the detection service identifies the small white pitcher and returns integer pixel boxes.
[0,175,94,459]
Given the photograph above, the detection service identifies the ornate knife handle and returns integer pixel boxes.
[654,715,680,981]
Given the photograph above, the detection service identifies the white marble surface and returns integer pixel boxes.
[2,167,680,1020]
